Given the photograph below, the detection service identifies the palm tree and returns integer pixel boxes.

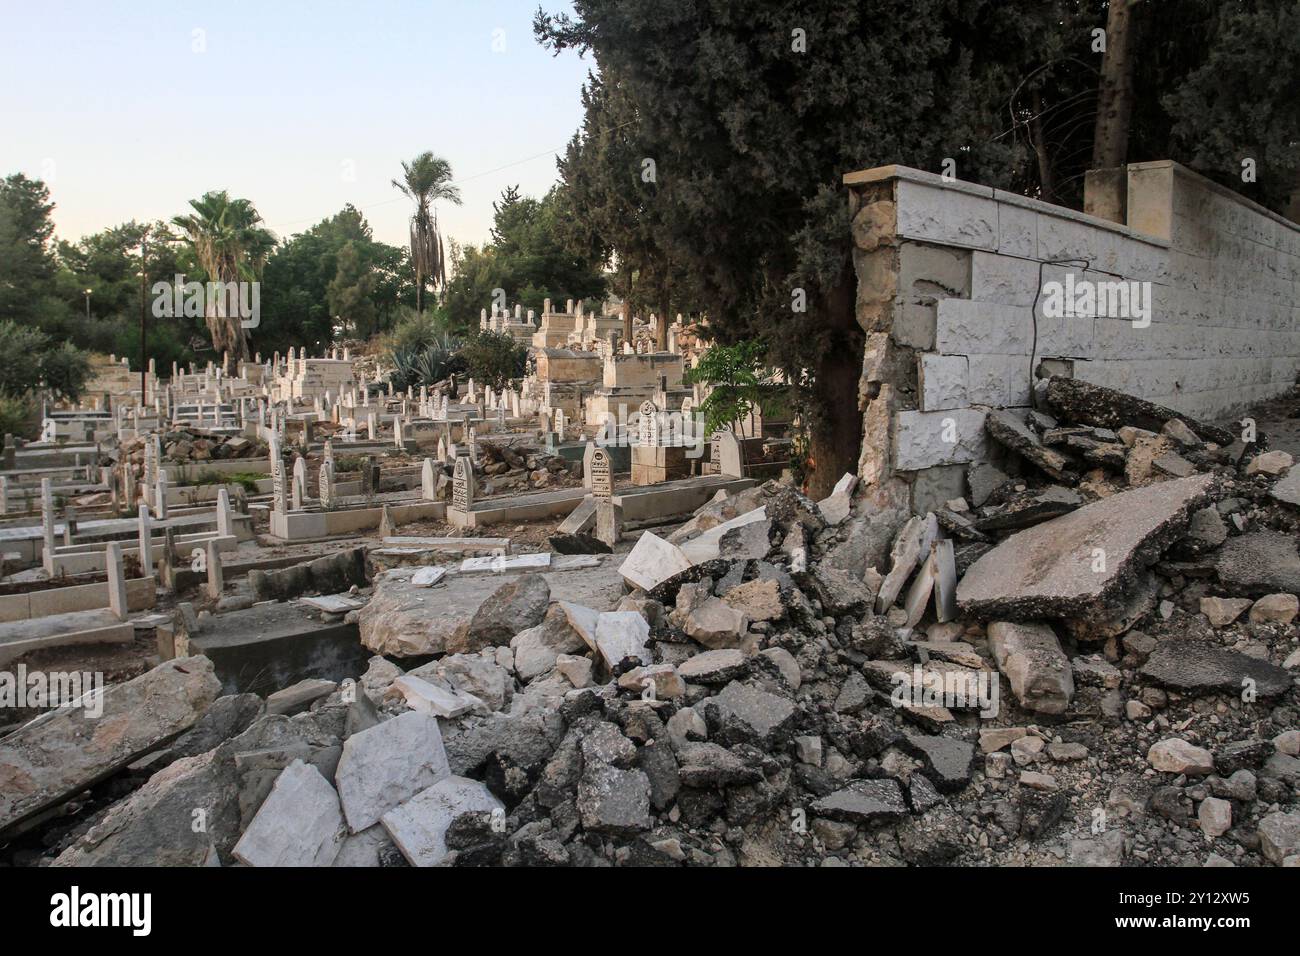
[171,191,275,360]
[392,151,461,312]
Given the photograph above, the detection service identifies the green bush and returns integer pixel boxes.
[0,395,37,443]
[0,321,49,396]
[458,330,527,391]
[40,342,92,402]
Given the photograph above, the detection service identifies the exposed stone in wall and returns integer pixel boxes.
[844,160,1300,518]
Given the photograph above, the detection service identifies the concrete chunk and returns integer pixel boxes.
[0,656,221,832]
[381,775,503,866]
[958,474,1214,620]
[335,711,451,833]
[233,760,346,867]
[619,532,692,592]
[987,622,1074,715]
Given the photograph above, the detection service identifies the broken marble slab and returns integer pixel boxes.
[958,473,1214,621]
[987,621,1074,715]
[299,593,367,614]
[0,656,221,833]
[232,759,346,867]
[593,610,652,670]
[679,507,770,564]
[620,532,692,592]
[985,409,1078,483]
[460,553,551,574]
[334,711,451,833]
[411,566,448,588]
[381,775,503,867]
[389,675,483,718]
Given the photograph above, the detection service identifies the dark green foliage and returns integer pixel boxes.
[458,330,528,391]
[441,185,607,335]
[389,343,466,393]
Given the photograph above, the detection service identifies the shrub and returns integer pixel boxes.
[0,395,37,443]
[458,330,527,390]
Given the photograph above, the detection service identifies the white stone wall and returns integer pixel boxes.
[849,162,1300,476]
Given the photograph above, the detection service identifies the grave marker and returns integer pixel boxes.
[452,455,475,512]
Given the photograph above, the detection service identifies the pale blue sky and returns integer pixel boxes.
[0,0,593,249]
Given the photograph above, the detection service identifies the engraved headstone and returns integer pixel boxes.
[452,455,475,511]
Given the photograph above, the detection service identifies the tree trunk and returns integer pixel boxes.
[1030,89,1056,204]
[1092,0,1136,170]
[656,281,669,352]
[805,272,864,500]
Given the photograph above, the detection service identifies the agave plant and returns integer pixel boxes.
[388,339,465,392]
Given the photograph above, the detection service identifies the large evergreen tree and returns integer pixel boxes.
[537,0,1300,495]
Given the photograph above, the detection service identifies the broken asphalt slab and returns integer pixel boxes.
[957,473,1215,621]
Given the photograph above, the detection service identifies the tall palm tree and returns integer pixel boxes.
[392,151,461,312]
[171,191,275,360]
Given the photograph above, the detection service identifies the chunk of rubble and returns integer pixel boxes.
[683,597,749,648]
[592,611,652,670]
[233,760,346,867]
[619,532,692,592]
[389,675,483,718]
[267,678,337,716]
[381,775,503,867]
[577,763,652,835]
[721,578,785,621]
[875,514,934,613]
[450,573,550,654]
[677,648,750,684]
[509,605,587,682]
[817,473,858,526]
[987,622,1074,715]
[957,474,1214,621]
[335,711,451,833]
[1269,464,1300,508]
[1245,450,1294,476]
[705,681,796,741]
[985,410,1078,483]
[1215,531,1300,595]
[0,656,221,832]
[1257,811,1300,865]
[899,734,976,793]
[810,779,907,824]
[1148,738,1214,775]
[1139,640,1292,697]
[973,486,1081,533]
[1043,376,1234,446]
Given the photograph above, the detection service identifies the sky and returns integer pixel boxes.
[0,0,594,250]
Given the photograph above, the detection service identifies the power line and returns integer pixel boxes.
[265,119,638,233]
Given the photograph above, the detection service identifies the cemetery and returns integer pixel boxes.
[2,1,1298,882]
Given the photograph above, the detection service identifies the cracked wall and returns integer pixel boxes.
[845,160,1300,518]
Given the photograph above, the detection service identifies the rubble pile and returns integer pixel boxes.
[118,429,266,465]
[1,376,1296,868]
[469,442,583,494]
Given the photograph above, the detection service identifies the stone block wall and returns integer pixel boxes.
[845,161,1300,514]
